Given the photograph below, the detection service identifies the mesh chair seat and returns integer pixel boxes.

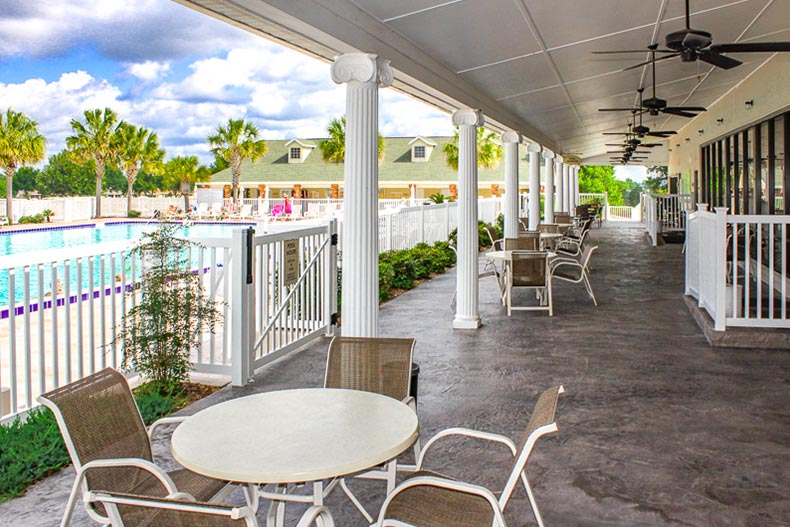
[383,481,496,527]
[550,266,581,281]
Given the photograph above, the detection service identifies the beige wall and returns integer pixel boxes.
[669,54,790,195]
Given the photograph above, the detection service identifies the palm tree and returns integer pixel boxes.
[66,108,123,218]
[319,116,385,164]
[163,155,211,211]
[0,109,46,223]
[207,119,267,206]
[443,127,503,171]
[117,124,164,216]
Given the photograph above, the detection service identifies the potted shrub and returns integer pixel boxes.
[41,209,54,223]
[113,222,221,395]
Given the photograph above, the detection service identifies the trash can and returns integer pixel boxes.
[410,363,420,402]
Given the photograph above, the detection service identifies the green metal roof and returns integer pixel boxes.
[209,136,533,185]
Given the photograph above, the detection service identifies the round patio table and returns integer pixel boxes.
[171,388,419,524]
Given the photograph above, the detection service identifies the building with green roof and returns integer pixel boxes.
[202,136,537,200]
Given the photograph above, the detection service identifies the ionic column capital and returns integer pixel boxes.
[542,149,555,159]
[331,53,393,86]
[501,130,521,143]
[527,142,542,153]
[452,108,484,127]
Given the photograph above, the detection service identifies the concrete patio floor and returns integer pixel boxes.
[2,222,788,527]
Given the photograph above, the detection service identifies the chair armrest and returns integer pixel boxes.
[147,416,188,442]
[378,476,506,527]
[77,458,180,496]
[416,427,517,470]
[550,260,581,275]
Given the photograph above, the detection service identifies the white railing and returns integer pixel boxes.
[607,205,641,222]
[643,193,695,246]
[102,197,185,218]
[0,197,95,222]
[685,205,790,330]
[378,202,457,252]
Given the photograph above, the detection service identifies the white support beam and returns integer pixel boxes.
[453,108,484,330]
[528,143,541,230]
[556,158,565,213]
[543,150,555,224]
[502,131,521,239]
[332,53,392,337]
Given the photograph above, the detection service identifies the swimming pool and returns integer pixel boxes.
[0,221,254,307]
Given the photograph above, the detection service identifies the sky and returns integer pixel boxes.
[0,0,454,165]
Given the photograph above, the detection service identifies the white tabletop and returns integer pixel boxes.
[171,388,419,484]
[539,232,563,239]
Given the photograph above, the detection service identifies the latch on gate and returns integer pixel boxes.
[330,313,339,325]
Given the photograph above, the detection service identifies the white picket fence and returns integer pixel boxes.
[607,205,641,222]
[685,205,790,330]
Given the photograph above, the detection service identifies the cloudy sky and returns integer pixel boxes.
[0,0,454,165]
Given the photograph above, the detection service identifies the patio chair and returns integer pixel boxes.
[518,218,529,232]
[555,228,590,258]
[483,225,503,251]
[392,385,565,527]
[550,245,598,306]
[507,233,539,251]
[554,212,571,225]
[86,491,334,527]
[505,250,552,316]
[235,204,253,220]
[323,336,419,521]
[537,223,560,234]
[195,202,210,219]
[38,368,232,527]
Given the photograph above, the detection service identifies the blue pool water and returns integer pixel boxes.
[0,222,253,309]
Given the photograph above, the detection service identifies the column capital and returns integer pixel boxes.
[542,149,555,159]
[556,155,564,164]
[331,53,393,86]
[451,108,484,127]
[527,142,542,153]
[501,130,521,143]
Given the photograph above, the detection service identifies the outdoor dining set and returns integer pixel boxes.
[484,213,598,316]
[38,337,565,527]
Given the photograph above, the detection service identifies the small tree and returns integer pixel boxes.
[319,116,385,163]
[207,118,267,207]
[117,124,164,216]
[163,155,210,211]
[0,109,47,223]
[115,222,221,392]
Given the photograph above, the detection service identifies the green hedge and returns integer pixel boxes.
[0,386,185,501]
[378,241,456,302]
[449,219,503,251]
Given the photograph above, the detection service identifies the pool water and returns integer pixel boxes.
[0,222,254,308]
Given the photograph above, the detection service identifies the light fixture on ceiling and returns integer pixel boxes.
[676,143,681,147]
[698,129,704,135]
[745,99,754,109]
[716,118,724,126]
[685,138,691,142]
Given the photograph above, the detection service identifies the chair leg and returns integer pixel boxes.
[338,479,374,523]
[583,273,597,306]
[520,473,546,527]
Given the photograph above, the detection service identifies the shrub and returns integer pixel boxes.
[134,383,187,426]
[128,210,142,218]
[379,250,415,289]
[18,214,45,224]
[0,407,70,501]
[449,220,498,251]
[379,261,395,301]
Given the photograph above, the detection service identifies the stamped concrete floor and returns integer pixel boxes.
[2,222,788,527]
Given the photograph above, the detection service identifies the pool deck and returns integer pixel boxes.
[1,222,789,527]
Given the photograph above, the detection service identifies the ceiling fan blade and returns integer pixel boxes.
[621,53,679,72]
[710,42,790,53]
[605,143,629,146]
[662,108,701,118]
[598,108,641,112]
[698,50,742,69]
[647,131,676,137]
[602,132,629,135]
[641,143,663,147]
[592,49,675,54]
[665,106,706,112]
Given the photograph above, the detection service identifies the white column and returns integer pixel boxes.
[543,150,555,223]
[556,157,565,213]
[331,53,392,337]
[453,108,484,330]
[574,166,580,212]
[528,143,541,230]
[502,131,521,239]
[561,163,569,213]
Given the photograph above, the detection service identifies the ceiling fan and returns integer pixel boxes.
[604,112,666,150]
[598,47,706,118]
[594,0,790,70]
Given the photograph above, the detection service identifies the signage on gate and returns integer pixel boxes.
[283,239,299,286]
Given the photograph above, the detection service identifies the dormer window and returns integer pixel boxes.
[285,139,316,163]
[409,136,437,162]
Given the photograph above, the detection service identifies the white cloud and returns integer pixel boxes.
[126,61,170,81]
[614,165,648,183]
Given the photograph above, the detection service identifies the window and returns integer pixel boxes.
[290,147,301,160]
[413,145,425,159]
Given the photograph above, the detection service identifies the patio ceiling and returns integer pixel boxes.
[175,0,790,165]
